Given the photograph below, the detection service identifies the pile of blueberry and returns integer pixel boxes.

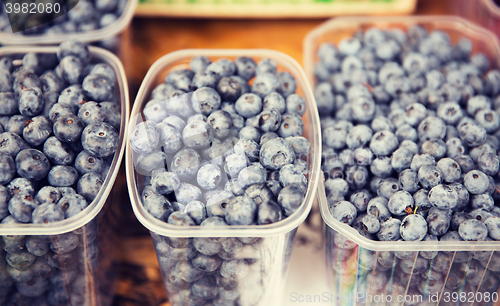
[130,56,311,305]
[316,25,500,300]
[0,40,121,305]
[0,0,129,36]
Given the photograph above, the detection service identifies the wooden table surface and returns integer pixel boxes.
[113,1,457,305]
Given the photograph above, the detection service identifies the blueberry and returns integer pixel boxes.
[6,115,30,136]
[42,136,75,166]
[190,69,219,90]
[81,122,119,158]
[458,219,488,241]
[369,157,392,177]
[58,56,84,85]
[57,40,90,65]
[426,207,451,236]
[129,121,160,155]
[18,87,43,117]
[457,119,487,147]
[215,76,246,103]
[192,235,223,257]
[286,136,310,157]
[190,56,211,73]
[478,152,499,176]
[88,64,116,85]
[175,183,202,205]
[99,101,121,131]
[58,85,86,111]
[0,185,10,219]
[49,103,75,125]
[197,164,222,190]
[237,162,267,189]
[279,163,307,188]
[395,124,418,142]
[259,137,295,170]
[418,164,443,189]
[164,69,194,92]
[40,71,64,94]
[388,190,414,216]
[142,187,173,222]
[77,101,105,125]
[484,217,500,240]
[428,184,459,210]
[256,58,277,75]
[73,150,104,175]
[446,137,466,158]
[0,92,17,116]
[25,236,49,257]
[324,178,349,199]
[252,72,279,98]
[184,201,206,225]
[50,232,79,254]
[234,56,256,80]
[255,200,282,226]
[377,178,401,199]
[409,153,433,173]
[7,178,35,197]
[322,125,347,149]
[328,200,356,225]
[13,71,41,97]
[151,84,174,101]
[77,172,104,202]
[181,120,214,150]
[278,184,305,217]
[277,113,304,138]
[398,169,418,193]
[53,114,84,143]
[346,125,372,150]
[454,154,475,173]
[151,171,180,195]
[314,83,335,114]
[400,214,427,241]
[277,71,296,98]
[351,97,376,123]
[434,157,461,183]
[464,170,489,194]
[8,194,38,223]
[239,126,260,143]
[35,186,62,206]
[32,203,65,224]
[206,190,233,218]
[0,152,15,185]
[171,148,201,181]
[471,193,494,211]
[417,116,446,142]
[82,74,114,102]
[376,217,401,241]
[48,165,79,187]
[15,149,50,181]
[391,147,412,173]
[369,131,399,156]
[206,59,236,78]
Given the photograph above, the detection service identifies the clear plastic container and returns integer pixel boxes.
[304,16,500,305]
[125,49,321,306]
[451,0,500,37]
[0,45,129,305]
[0,0,137,47]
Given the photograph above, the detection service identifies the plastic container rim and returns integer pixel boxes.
[126,48,321,238]
[482,0,500,17]
[303,15,500,84]
[0,45,130,235]
[0,0,137,45]
[305,15,500,252]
